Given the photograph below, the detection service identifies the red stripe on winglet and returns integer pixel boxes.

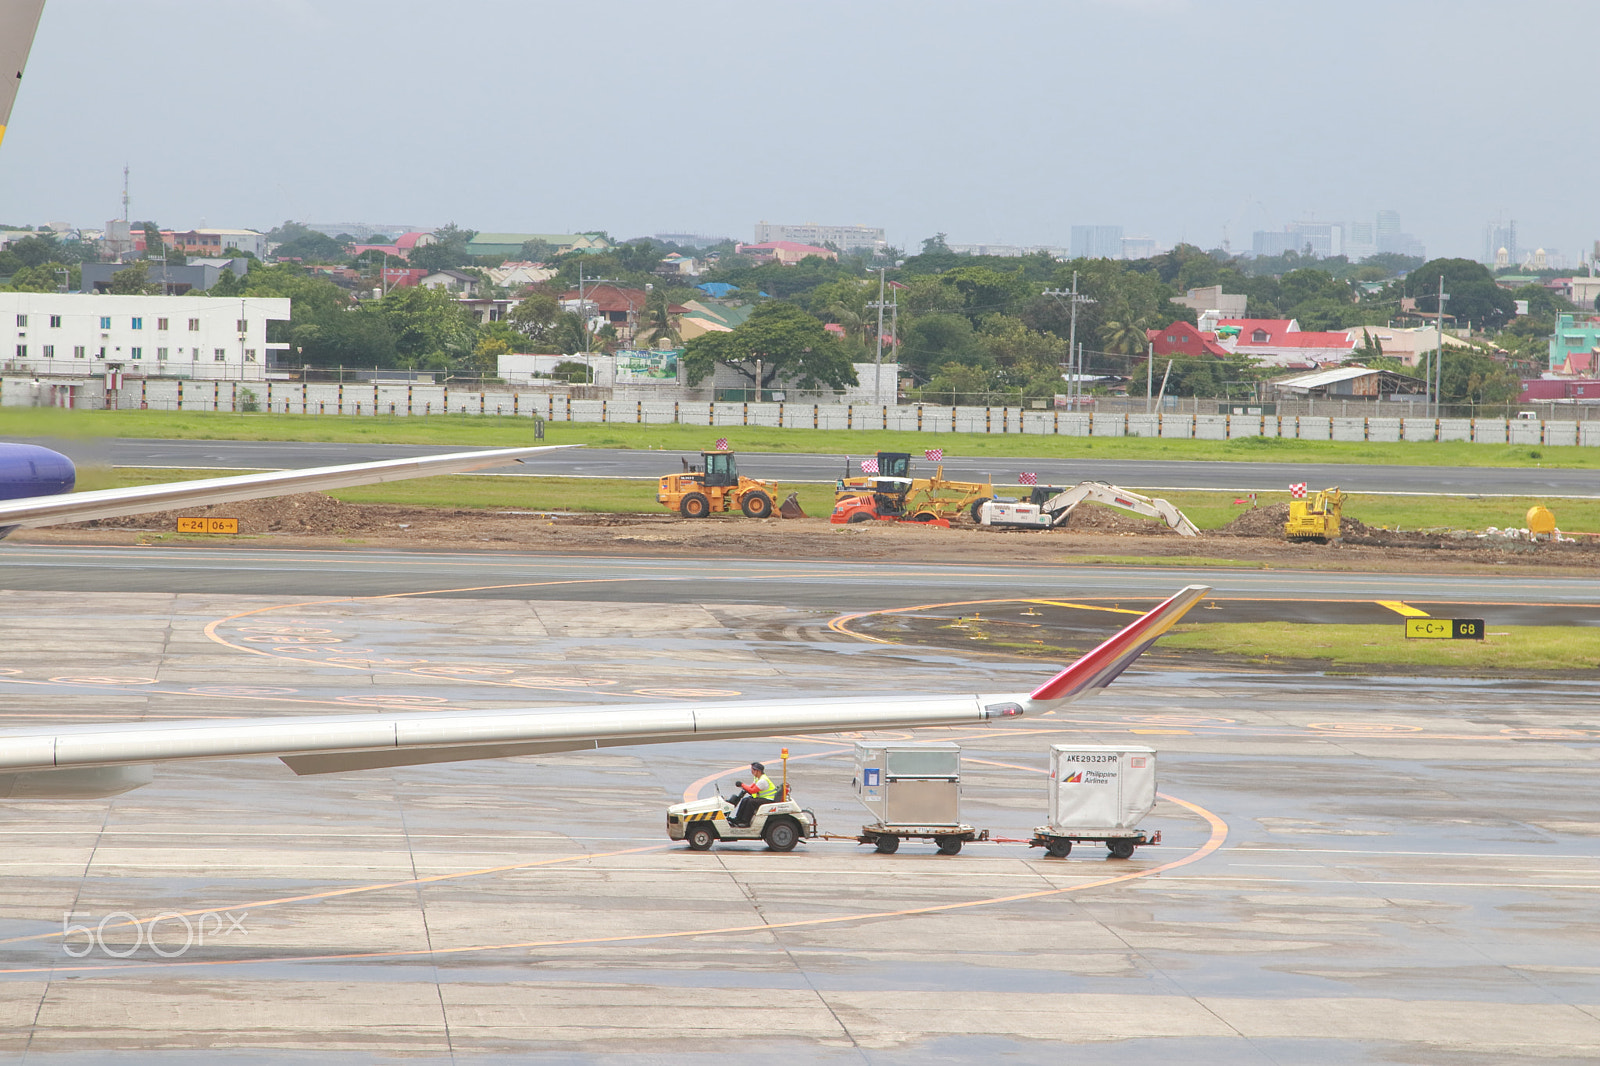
[1029,585,1210,702]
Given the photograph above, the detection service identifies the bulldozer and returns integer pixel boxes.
[830,452,994,526]
[657,450,778,519]
[1284,486,1345,543]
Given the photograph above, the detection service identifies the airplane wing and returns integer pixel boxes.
[0,444,576,530]
[0,0,46,150]
[0,586,1210,798]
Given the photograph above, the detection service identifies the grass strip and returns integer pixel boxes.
[75,467,1600,532]
[4,408,1597,469]
[1161,622,1600,672]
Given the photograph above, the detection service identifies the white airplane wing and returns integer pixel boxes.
[0,585,1210,798]
[0,0,47,150]
[0,444,576,530]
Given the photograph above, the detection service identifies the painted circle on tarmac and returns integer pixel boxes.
[233,626,335,635]
[187,686,299,696]
[1307,722,1424,733]
[0,668,22,675]
[409,665,518,678]
[334,694,451,707]
[633,687,743,698]
[505,677,617,688]
[50,676,159,686]
[1123,714,1236,725]
[324,656,429,667]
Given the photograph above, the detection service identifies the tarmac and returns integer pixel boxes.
[1,555,1599,1063]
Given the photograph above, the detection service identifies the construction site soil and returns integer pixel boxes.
[13,495,1600,574]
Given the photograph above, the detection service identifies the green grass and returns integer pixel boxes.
[79,467,841,516]
[4,408,1598,469]
[76,467,1600,532]
[1161,622,1600,672]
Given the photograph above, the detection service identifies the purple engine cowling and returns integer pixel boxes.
[0,443,77,500]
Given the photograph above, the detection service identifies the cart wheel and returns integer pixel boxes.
[685,824,716,851]
[762,817,800,852]
[874,835,900,854]
[935,836,963,856]
[680,492,710,519]
[1106,840,1136,860]
[1045,839,1072,858]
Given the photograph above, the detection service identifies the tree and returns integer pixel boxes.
[6,261,75,292]
[374,285,478,370]
[1101,315,1150,358]
[142,223,165,260]
[920,233,951,255]
[108,261,160,295]
[273,230,346,262]
[409,223,476,272]
[518,237,559,262]
[1441,349,1522,407]
[1404,258,1515,332]
[682,302,856,392]
[508,292,564,351]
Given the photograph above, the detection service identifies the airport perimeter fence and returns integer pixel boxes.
[18,376,1600,447]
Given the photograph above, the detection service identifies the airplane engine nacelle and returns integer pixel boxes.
[0,765,154,799]
[0,443,76,500]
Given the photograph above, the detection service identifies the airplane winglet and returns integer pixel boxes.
[1029,585,1210,703]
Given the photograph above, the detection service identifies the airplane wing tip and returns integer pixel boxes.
[1028,584,1211,703]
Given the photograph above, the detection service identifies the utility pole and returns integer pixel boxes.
[1146,341,1154,414]
[578,262,592,385]
[1433,274,1449,418]
[1043,272,1096,408]
[867,267,888,405]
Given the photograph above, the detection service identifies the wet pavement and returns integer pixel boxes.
[1,574,1599,1063]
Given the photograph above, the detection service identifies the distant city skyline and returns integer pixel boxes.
[2,1,1596,265]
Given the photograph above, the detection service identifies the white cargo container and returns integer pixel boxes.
[1032,745,1159,859]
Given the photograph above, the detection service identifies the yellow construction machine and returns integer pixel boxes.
[1285,487,1345,543]
[658,450,778,519]
[831,452,995,525]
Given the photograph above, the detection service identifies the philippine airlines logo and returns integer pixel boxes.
[1063,770,1084,783]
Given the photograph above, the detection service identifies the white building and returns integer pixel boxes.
[752,221,885,252]
[1,293,291,381]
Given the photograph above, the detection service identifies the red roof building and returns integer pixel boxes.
[1520,377,1600,402]
[1215,318,1356,366]
[734,241,838,265]
[1145,320,1232,358]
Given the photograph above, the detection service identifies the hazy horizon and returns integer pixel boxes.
[1,0,1593,264]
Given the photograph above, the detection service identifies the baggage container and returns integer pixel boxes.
[853,742,962,826]
[1047,744,1156,832]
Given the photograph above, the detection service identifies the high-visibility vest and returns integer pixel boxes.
[753,774,777,800]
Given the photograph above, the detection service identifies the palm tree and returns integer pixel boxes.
[1102,316,1149,357]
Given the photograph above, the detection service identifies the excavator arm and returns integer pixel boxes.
[1042,483,1199,536]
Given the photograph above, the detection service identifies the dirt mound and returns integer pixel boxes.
[1218,504,1290,537]
[77,493,362,534]
[1059,503,1177,535]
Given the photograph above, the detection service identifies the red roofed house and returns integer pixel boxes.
[558,283,687,344]
[734,241,838,265]
[348,231,437,261]
[1214,317,1357,366]
[1145,320,1233,359]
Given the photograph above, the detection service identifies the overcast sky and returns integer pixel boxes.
[0,0,1591,262]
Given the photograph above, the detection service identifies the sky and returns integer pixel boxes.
[0,0,1593,263]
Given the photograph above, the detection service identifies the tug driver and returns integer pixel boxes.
[731,762,779,826]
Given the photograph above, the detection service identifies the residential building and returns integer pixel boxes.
[752,222,884,252]
[734,241,837,265]
[1170,285,1247,319]
[0,292,289,380]
[485,261,555,288]
[1070,225,1123,259]
[1549,313,1600,372]
[81,257,248,295]
[346,231,437,261]
[655,252,701,277]
[464,233,612,258]
[1346,325,1460,368]
[1215,318,1357,366]
[419,269,480,296]
[457,296,518,325]
[1145,321,1233,359]
[168,228,267,259]
[557,283,684,343]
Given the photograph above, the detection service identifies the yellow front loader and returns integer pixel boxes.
[1285,487,1345,543]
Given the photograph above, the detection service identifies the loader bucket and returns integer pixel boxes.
[779,491,806,519]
